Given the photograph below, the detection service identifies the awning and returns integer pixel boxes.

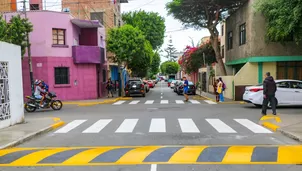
[71,19,103,28]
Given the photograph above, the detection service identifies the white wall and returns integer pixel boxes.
[0,41,24,129]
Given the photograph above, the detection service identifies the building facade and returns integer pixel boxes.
[224,0,302,100]
[62,0,128,83]
[0,0,16,12]
[3,10,107,101]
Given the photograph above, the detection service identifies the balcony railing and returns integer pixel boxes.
[72,46,105,64]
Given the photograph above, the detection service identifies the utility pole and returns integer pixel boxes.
[23,0,35,96]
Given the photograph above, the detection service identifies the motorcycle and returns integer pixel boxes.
[24,92,63,112]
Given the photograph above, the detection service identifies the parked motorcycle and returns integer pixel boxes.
[24,92,63,112]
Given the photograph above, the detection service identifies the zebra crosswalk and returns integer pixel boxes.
[54,118,272,134]
[112,100,217,105]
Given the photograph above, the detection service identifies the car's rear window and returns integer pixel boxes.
[128,80,141,85]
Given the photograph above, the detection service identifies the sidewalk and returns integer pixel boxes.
[195,90,245,104]
[260,113,302,142]
[0,116,64,149]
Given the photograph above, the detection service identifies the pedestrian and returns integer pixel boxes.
[218,77,225,102]
[213,79,219,102]
[183,76,189,102]
[262,72,277,115]
[106,78,114,98]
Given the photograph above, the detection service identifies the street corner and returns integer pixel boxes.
[69,97,133,107]
[51,117,65,129]
[259,114,282,132]
[1,145,302,166]
[192,95,208,100]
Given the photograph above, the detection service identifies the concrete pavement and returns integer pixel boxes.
[1,81,302,170]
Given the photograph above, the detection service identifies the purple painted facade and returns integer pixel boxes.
[3,11,108,101]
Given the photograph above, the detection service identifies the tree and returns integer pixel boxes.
[164,36,178,62]
[128,41,154,78]
[122,10,166,50]
[166,0,247,76]
[255,0,302,43]
[160,61,180,75]
[0,15,33,58]
[150,52,161,76]
[106,24,146,95]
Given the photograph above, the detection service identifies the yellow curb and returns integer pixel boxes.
[262,122,280,132]
[75,97,133,106]
[260,115,282,123]
[51,121,65,129]
[195,95,245,104]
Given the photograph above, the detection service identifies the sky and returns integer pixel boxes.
[16,0,211,62]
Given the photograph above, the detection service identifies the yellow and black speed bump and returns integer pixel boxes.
[0,145,302,166]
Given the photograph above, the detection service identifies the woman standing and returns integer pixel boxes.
[218,77,225,102]
[213,79,219,102]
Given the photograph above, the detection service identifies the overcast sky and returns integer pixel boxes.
[17,0,211,62]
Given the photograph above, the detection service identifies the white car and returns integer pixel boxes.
[170,80,179,89]
[243,79,302,107]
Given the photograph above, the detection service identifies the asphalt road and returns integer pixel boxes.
[1,81,301,170]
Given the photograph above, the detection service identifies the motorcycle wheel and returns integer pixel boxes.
[51,100,63,110]
[24,102,36,112]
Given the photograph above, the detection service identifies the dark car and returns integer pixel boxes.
[125,79,146,97]
[176,81,196,95]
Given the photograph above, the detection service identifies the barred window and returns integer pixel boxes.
[55,67,69,84]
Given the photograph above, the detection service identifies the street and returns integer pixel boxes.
[0,81,301,170]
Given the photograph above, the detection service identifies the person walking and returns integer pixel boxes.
[183,76,189,102]
[213,79,219,102]
[262,72,277,115]
[106,78,114,98]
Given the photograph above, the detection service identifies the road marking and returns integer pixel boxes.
[115,119,138,133]
[204,100,217,104]
[206,119,237,133]
[175,100,184,104]
[160,100,168,104]
[82,119,112,133]
[54,120,86,133]
[145,100,154,104]
[160,96,163,99]
[234,119,273,133]
[2,145,301,165]
[178,118,200,133]
[129,100,140,104]
[149,118,166,132]
[189,100,201,104]
[151,164,157,171]
[113,101,126,105]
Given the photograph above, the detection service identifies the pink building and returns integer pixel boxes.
[4,11,108,100]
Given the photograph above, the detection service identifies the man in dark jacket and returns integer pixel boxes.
[262,72,277,115]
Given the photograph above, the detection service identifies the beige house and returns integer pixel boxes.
[218,0,302,100]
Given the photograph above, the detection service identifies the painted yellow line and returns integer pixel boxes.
[260,115,282,123]
[0,145,302,166]
[262,122,280,131]
[168,146,206,163]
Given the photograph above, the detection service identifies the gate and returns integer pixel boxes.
[201,72,206,92]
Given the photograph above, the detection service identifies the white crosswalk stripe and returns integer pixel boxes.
[160,100,169,104]
[129,100,140,104]
[145,100,154,104]
[204,100,217,104]
[113,100,126,105]
[234,119,273,133]
[175,100,185,104]
[149,118,166,132]
[189,100,201,104]
[206,119,237,133]
[178,118,200,133]
[54,118,272,134]
[55,120,86,133]
[115,119,138,133]
[82,119,112,133]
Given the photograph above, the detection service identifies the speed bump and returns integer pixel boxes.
[0,145,302,166]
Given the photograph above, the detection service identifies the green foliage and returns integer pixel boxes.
[122,10,166,50]
[160,61,179,75]
[150,52,161,75]
[166,0,247,75]
[106,24,146,65]
[254,0,302,43]
[0,15,33,58]
[128,41,153,77]
[164,37,178,62]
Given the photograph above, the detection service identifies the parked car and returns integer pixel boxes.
[174,80,182,92]
[170,80,180,89]
[176,81,196,95]
[243,79,302,107]
[125,79,146,97]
